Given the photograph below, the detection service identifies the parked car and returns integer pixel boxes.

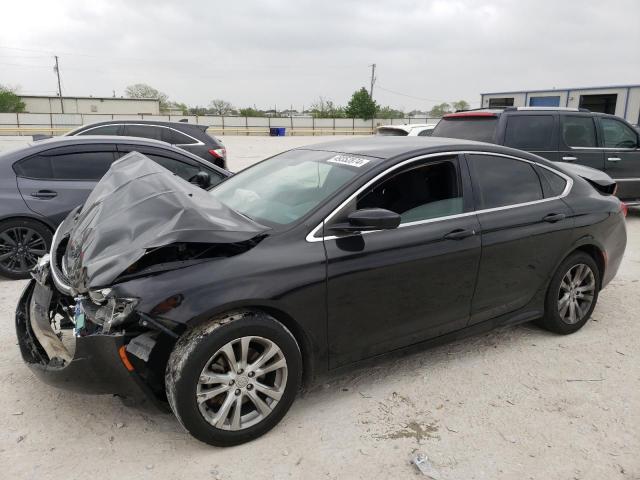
[376,123,435,136]
[16,137,626,446]
[431,107,640,204]
[0,136,229,279]
[66,120,227,168]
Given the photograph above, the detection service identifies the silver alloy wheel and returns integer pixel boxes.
[557,263,596,324]
[196,336,288,431]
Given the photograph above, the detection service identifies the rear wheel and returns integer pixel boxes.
[538,252,600,334]
[165,311,302,446]
[0,219,51,279]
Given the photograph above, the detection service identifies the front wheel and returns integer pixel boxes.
[538,252,600,334]
[165,311,302,446]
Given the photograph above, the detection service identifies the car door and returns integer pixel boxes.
[558,115,604,170]
[598,116,640,201]
[14,144,117,225]
[324,154,481,368]
[115,145,225,187]
[465,153,574,324]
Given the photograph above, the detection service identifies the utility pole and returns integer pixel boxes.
[53,56,64,113]
[369,63,376,99]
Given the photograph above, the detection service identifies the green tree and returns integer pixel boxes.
[310,97,345,118]
[167,101,188,115]
[377,106,405,119]
[209,99,235,116]
[125,83,169,110]
[428,102,452,117]
[451,100,470,112]
[189,106,208,116]
[345,87,378,120]
[239,107,264,117]
[0,85,26,113]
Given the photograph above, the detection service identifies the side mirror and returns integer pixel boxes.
[189,171,211,189]
[330,208,401,232]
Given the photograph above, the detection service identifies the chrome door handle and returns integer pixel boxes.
[562,156,577,162]
[30,190,58,199]
[607,157,622,162]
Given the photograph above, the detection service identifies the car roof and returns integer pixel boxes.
[0,135,210,166]
[27,135,174,149]
[377,124,435,133]
[72,119,207,131]
[295,136,505,160]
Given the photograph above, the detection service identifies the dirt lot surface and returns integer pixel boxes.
[0,136,638,479]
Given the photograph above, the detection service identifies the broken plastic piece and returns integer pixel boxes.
[412,453,441,479]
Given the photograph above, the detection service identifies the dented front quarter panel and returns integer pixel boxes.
[115,232,329,380]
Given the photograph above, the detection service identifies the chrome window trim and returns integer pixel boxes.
[79,123,204,146]
[305,150,573,243]
[614,178,640,182]
[570,146,638,151]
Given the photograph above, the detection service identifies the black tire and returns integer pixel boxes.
[165,310,302,446]
[537,252,600,334]
[0,218,52,280]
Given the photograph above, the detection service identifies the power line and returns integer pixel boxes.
[376,84,480,105]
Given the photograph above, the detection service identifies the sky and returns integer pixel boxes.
[1,0,639,112]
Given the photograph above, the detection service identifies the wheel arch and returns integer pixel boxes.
[0,214,56,233]
[556,237,606,289]
[182,303,317,388]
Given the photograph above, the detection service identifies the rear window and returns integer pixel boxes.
[432,117,498,143]
[504,115,554,150]
[376,127,408,136]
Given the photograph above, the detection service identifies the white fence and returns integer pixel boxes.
[0,113,439,136]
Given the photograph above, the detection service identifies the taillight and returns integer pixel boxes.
[208,148,226,159]
[620,201,628,217]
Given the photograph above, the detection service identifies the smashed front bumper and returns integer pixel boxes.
[15,264,158,406]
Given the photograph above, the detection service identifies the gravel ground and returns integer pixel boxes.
[0,136,638,479]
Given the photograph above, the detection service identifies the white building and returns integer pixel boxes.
[480,84,640,124]
[19,95,161,115]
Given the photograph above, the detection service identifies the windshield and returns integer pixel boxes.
[376,127,408,136]
[432,117,498,143]
[210,149,376,227]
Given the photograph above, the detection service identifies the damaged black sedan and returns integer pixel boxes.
[16,138,627,446]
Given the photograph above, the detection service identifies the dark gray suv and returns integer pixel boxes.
[0,136,229,279]
[432,107,640,204]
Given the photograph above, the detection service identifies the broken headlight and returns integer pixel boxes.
[87,290,138,333]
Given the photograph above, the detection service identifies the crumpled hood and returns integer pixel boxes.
[55,152,269,292]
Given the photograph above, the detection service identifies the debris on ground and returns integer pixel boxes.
[411,453,441,479]
[16,435,26,443]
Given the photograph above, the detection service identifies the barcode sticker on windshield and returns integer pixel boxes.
[327,155,370,168]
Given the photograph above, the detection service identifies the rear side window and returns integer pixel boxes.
[417,129,433,137]
[504,115,554,150]
[78,125,121,136]
[469,154,543,209]
[162,128,197,145]
[124,124,163,141]
[561,116,597,147]
[15,152,115,180]
[432,117,498,143]
[376,127,408,136]
[600,118,639,148]
[535,165,568,197]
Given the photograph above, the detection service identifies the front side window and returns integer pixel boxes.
[601,118,638,148]
[355,158,463,224]
[561,116,597,147]
[469,154,543,209]
[504,115,554,150]
[78,125,121,136]
[14,151,115,180]
[124,124,163,141]
[210,150,373,227]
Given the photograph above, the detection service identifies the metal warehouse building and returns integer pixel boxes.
[480,84,640,124]
[19,95,161,115]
